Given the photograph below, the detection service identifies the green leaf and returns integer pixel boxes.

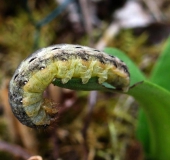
[150,37,170,89]
[52,77,110,91]
[148,37,170,159]
[105,47,170,159]
[135,37,170,157]
[128,81,170,160]
[135,109,150,155]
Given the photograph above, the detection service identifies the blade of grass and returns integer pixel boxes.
[136,37,170,156]
[105,47,170,159]
[128,81,170,160]
[150,37,170,89]
[53,77,109,91]
[147,37,170,159]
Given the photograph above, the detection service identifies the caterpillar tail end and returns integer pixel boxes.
[41,99,59,126]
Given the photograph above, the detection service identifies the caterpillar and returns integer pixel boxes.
[8,44,130,128]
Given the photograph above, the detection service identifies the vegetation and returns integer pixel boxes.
[0,0,170,160]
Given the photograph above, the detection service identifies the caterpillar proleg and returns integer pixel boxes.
[9,44,130,128]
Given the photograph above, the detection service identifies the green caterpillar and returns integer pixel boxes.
[8,44,130,128]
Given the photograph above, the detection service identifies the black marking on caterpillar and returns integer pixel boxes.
[14,74,19,80]
[93,49,100,52]
[29,57,37,63]
[9,44,130,128]
[75,46,82,49]
[51,47,61,50]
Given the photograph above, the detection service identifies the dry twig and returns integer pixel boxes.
[0,140,32,159]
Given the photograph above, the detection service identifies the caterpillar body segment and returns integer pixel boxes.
[9,44,130,128]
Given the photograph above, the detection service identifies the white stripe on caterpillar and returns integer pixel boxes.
[9,44,130,128]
